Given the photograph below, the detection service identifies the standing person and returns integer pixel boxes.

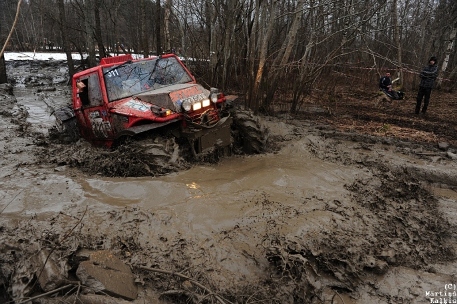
[415,56,438,115]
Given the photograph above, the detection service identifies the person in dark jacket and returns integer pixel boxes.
[380,72,392,91]
[415,56,438,114]
[379,72,399,99]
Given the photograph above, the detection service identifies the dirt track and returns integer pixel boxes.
[1,60,457,304]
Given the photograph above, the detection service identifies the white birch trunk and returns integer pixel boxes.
[437,25,457,87]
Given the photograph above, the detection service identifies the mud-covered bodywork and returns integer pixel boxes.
[55,54,232,154]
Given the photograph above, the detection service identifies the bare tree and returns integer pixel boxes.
[140,0,149,57]
[0,0,23,58]
[247,0,277,112]
[93,0,107,58]
[156,0,162,54]
[437,22,456,88]
[206,0,218,84]
[83,0,97,67]
[164,0,172,52]
[392,0,403,87]
[261,0,307,112]
[57,0,75,78]
[0,0,23,84]
[220,0,241,90]
[436,1,457,88]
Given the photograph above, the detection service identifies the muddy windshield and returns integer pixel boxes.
[103,57,193,102]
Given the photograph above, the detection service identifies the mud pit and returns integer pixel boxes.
[1,58,457,304]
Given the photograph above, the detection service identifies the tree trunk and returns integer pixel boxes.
[57,0,75,78]
[0,6,6,83]
[0,54,7,84]
[437,22,456,88]
[207,0,218,84]
[290,39,315,113]
[392,0,403,88]
[290,0,316,114]
[178,0,187,57]
[94,0,106,58]
[156,0,162,55]
[419,0,430,61]
[263,0,306,111]
[221,0,239,90]
[85,0,97,67]
[0,0,24,84]
[141,0,149,58]
[448,64,457,90]
[164,0,172,52]
[246,0,259,108]
[249,1,276,113]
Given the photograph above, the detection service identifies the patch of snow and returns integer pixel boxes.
[4,52,85,61]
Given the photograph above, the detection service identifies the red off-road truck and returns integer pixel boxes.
[53,54,243,157]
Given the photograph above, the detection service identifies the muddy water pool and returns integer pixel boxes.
[2,136,368,227]
[13,87,70,133]
[78,143,368,233]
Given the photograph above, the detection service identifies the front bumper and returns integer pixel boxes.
[181,116,233,154]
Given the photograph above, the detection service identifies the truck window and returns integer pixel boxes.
[103,57,193,102]
[77,79,89,106]
[78,73,103,107]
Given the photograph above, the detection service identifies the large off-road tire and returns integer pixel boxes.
[109,135,190,176]
[49,106,80,143]
[231,108,269,154]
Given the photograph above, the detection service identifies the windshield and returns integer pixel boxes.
[103,57,194,102]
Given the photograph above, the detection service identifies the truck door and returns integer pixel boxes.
[74,72,114,141]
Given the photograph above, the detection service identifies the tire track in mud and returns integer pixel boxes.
[252,124,457,303]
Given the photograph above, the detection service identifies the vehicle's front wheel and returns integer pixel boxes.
[231,108,269,154]
[49,106,80,143]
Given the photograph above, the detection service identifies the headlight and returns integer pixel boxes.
[210,94,218,103]
[192,102,202,111]
[182,100,192,112]
[182,95,210,112]
[202,98,210,107]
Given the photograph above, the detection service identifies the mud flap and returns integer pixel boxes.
[182,116,233,154]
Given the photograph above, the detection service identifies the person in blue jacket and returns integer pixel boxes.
[416,56,438,115]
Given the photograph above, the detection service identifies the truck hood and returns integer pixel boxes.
[110,83,209,117]
[142,83,210,109]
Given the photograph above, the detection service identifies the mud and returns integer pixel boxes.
[1,59,457,304]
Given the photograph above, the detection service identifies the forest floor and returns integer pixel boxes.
[1,59,457,304]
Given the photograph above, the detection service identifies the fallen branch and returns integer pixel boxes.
[331,291,346,304]
[17,284,74,304]
[138,266,232,304]
[415,152,443,156]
